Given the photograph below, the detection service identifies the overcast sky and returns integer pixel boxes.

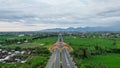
[0,0,120,31]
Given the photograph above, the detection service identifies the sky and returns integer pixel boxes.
[0,0,120,31]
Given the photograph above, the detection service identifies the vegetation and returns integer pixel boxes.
[0,32,120,68]
[80,53,120,68]
[0,46,50,68]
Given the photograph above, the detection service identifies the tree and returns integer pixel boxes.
[83,48,91,58]
[85,63,94,68]
[98,62,107,68]
[15,46,21,51]
[113,41,117,48]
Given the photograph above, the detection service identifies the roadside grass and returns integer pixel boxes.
[0,36,16,40]
[0,37,57,49]
[26,56,47,67]
[0,56,48,68]
[0,36,35,40]
[32,37,57,48]
[1,36,120,49]
[0,43,46,49]
[81,53,120,68]
[64,36,120,49]
[0,36,120,68]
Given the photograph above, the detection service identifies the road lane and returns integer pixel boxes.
[64,48,76,68]
[46,49,56,68]
[62,48,69,68]
[46,34,77,68]
[54,48,60,68]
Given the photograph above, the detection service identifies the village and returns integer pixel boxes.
[0,48,31,64]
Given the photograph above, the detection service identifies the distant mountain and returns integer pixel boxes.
[41,26,120,32]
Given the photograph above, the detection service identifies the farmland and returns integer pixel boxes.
[0,32,120,68]
[81,53,120,68]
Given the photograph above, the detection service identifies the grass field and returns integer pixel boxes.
[64,36,120,49]
[0,36,35,40]
[0,56,48,68]
[0,43,45,49]
[81,53,120,68]
[0,35,120,68]
[27,36,120,49]
[32,37,57,48]
[0,38,56,49]
[1,36,120,49]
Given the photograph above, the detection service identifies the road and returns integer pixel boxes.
[54,48,60,68]
[46,34,77,68]
[62,48,76,68]
[45,49,56,68]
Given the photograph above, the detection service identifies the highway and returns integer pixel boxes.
[62,48,76,68]
[64,48,76,68]
[46,49,56,68]
[46,34,77,68]
[62,48,69,68]
[54,48,60,68]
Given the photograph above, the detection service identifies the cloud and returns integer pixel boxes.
[0,0,120,31]
[0,21,63,31]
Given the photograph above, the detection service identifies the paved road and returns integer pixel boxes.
[62,48,69,68]
[62,48,76,68]
[54,48,60,68]
[46,49,56,68]
[64,48,76,68]
[46,34,77,68]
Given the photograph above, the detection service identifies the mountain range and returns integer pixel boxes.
[41,26,120,32]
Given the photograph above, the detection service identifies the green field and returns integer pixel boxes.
[0,35,120,68]
[0,56,48,68]
[81,53,120,68]
[1,36,120,49]
[0,37,57,49]
[32,37,57,48]
[0,36,35,40]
